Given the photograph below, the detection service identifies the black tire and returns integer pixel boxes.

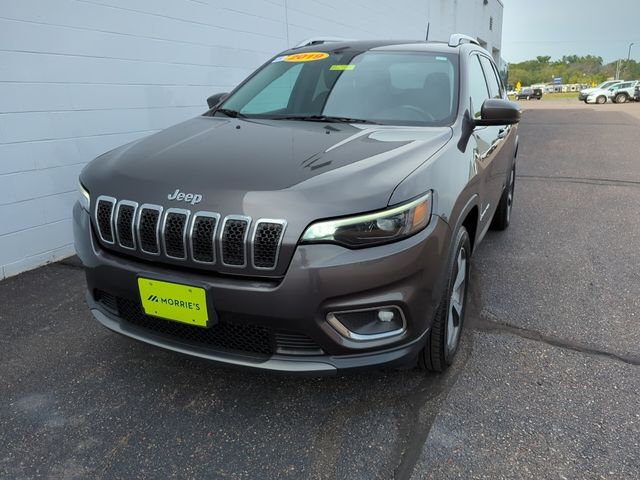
[596,95,606,104]
[491,165,515,230]
[418,226,471,372]
[615,93,627,104]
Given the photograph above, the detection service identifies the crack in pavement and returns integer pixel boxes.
[392,340,472,480]
[308,340,472,480]
[519,174,640,188]
[469,310,640,367]
[464,267,640,368]
[57,258,84,270]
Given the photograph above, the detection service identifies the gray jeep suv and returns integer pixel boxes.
[73,35,520,374]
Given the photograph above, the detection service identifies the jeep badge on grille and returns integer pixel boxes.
[167,189,202,205]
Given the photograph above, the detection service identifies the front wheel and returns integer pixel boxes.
[596,95,606,104]
[418,227,471,372]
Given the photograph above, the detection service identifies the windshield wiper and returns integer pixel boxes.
[276,115,380,125]
[216,108,247,119]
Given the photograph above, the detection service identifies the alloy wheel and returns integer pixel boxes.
[446,247,467,354]
[506,169,515,223]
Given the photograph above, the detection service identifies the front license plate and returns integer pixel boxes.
[138,277,208,327]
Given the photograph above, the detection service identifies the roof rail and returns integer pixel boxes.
[294,37,352,48]
[448,33,480,48]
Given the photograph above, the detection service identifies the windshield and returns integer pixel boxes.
[217,50,459,126]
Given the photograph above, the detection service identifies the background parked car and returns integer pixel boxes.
[578,80,624,101]
[610,80,640,103]
[586,84,623,104]
[516,87,542,100]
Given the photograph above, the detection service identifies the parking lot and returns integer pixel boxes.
[2,101,640,479]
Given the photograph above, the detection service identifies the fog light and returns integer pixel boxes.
[377,309,395,322]
[327,306,406,341]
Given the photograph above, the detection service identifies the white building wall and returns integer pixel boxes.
[0,0,501,279]
[427,0,503,62]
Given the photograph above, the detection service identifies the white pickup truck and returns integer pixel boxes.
[609,80,640,103]
[578,80,624,101]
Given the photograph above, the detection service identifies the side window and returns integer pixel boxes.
[491,62,506,98]
[242,64,303,114]
[468,55,490,119]
[479,56,502,99]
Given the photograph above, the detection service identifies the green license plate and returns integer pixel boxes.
[138,277,208,327]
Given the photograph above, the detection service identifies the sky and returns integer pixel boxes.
[501,0,639,64]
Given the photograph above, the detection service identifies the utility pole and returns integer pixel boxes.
[625,43,635,77]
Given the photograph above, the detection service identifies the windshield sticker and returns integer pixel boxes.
[282,52,329,62]
[436,56,448,61]
[330,64,355,71]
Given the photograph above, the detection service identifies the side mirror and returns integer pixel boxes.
[207,92,229,109]
[474,99,521,126]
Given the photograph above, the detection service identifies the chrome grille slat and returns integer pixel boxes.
[93,197,285,272]
[162,208,190,260]
[220,216,251,267]
[137,204,162,255]
[190,212,220,264]
[95,196,116,244]
[252,219,286,270]
[115,200,138,250]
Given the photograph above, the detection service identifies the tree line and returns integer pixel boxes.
[508,55,640,87]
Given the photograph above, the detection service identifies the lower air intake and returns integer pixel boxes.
[117,297,273,357]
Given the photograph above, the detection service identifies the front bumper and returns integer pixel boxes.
[73,203,451,373]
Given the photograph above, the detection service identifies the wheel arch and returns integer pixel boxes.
[452,194,479,253]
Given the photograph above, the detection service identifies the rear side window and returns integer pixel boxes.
[479,56,502,99]
[468,55,490,118]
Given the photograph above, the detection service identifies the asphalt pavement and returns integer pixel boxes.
[1,102,639,479]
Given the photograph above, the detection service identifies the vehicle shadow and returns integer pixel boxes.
[90,312,475,478]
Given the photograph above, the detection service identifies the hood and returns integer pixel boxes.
[82,115,453,223]
[586,88,612,96]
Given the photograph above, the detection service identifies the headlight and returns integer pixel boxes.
[78,181,90,212]
[300,192,432,248]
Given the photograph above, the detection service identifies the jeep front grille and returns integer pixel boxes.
[191,213,219,264]
[92,197,286,271]
[253,220,286,269]
[163,209,189,260]
[95,196,116,244]
[115,201,137,249]
[138,205,162,255]
[221,217,250,267]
